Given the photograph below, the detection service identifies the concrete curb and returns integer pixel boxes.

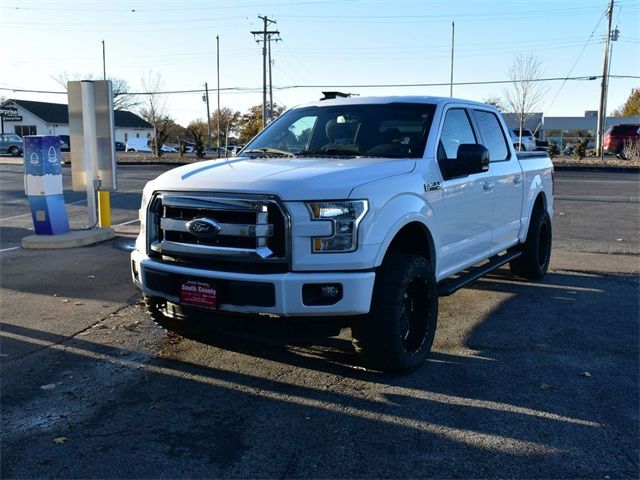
[553,165,640,173]
[21,228,116,249]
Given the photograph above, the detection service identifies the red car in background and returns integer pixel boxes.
[604,124,640,159]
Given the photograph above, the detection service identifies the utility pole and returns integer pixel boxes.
[204,82,212,149]
[216,35,221,157]
[450,22,455,97]
[268,36,273,121]
[251,16,279,128]
[596,0,615,159]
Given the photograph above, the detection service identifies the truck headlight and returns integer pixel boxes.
[135,186,152,253]
[306,200,368,253]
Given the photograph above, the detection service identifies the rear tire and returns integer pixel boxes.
[510,208,552,280]
[9,146,19,157]
[352,254,437,373]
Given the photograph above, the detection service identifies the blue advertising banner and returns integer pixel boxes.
[24,135,62,176]
[24,135,69,235]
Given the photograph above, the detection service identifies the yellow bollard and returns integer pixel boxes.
[98,191,111,228]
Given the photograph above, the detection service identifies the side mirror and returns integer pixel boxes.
[455,144,490,176]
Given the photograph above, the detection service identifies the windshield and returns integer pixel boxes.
[242,102,436,158]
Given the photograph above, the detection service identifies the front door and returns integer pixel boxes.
[436,107,494,278]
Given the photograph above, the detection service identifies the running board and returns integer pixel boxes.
[437,250,522,297]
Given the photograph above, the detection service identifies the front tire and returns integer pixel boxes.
[352,254,438,373]
[510,208,552,280]
[9,146,19,157]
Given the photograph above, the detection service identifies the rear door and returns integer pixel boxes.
[436,107,494,277]
[472,108,523,252]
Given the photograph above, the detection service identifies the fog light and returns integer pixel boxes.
[302,283,343,306]
[321,285,340,298]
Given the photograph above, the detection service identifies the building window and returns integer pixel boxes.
[15,125,37,137]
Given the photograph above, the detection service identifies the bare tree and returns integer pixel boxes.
[139,71,168,157]
[51,72,139,111]
[503,53,547,150]
[483,96,506,112]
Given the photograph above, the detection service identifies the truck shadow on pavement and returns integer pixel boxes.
[1,268,638,478]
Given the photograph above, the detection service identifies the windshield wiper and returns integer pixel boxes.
[297,148,374,157]
[242,147,294,157]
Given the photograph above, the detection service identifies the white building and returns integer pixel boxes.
[0,99,153,143]
[503,111,640,147]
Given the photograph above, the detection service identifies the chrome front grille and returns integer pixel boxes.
[148,193,289,266]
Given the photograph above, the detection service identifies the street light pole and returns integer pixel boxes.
[217,35,221,158]
[450,21,455,97]
[204,82,212,149]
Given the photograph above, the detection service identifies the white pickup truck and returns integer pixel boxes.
[131,96,554,372]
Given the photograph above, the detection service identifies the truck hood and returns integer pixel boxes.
[147,155,416,200]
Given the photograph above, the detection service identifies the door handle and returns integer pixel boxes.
[514,175,522,185]
[482,181,495,191]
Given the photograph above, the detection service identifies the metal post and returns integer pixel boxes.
[102,40,106,80]
[217,35,221,158]
[80,81,98,227]
[99,39,110,227]
[204,82,212,149]
[450,21,455,97]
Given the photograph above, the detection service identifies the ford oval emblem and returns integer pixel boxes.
[186,218,221,238]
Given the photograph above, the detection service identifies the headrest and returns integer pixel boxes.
[325,119,352,142]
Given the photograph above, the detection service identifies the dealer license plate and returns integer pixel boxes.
[179,279,218,310]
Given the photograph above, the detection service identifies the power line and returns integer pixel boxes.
[1,75,638,98]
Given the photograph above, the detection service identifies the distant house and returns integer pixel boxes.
[0,99,153,143]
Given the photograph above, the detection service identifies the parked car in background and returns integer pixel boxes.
[161,144,178,153]
[0,133,24,156]
[126,139,152,152]
[115,141,126,151]
[604,124,640,159]
[510,128,537,151]
[58,134,70,152]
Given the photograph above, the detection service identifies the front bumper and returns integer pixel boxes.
[131,249,375,317]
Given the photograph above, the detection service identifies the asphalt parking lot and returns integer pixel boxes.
[1,162,638,478]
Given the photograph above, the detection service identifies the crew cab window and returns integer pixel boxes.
[438,109,477,161]
[473,109,509,161]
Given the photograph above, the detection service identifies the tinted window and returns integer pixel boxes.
[245,103,436,158]
[438,109,477,160]
[474,110,509,161]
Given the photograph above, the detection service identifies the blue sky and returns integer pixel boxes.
[1,0,639,126]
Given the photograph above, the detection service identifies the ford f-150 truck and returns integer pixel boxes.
[131,96,553,372]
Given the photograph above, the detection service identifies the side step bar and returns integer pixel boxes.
[437,250,522,297]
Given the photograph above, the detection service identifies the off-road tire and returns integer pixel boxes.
[510,208,552,280]
[352,254,437,373]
